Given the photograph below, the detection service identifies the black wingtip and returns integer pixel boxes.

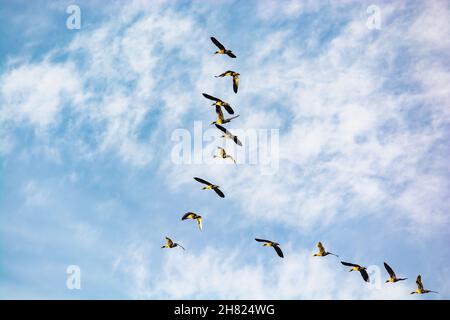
[215,124,226,132]
[224,105,234,115]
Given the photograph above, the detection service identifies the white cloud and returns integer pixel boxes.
[1,61,82,129]
[163,1,450,234]
[2,0,449,300]
[0,0,213,167]
[117,244,416,299]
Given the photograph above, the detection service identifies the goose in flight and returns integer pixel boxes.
[210,37,236,58]
[255,238,284,258]
[215,124,242,146]
[410,275,438,294]
[215,70,240,93]
[202,93,235,115]
[341,261,370,282]
[211,105,240,125]
[193,177,225,198]
[313,242,339,257]
[383,262,407,283]
[213,147,236,165]
[161,237,185,250]
[181,212,203,231]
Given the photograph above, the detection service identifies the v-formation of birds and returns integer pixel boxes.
[162,37,438,297]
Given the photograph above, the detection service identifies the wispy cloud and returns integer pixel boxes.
[1,0,449,299]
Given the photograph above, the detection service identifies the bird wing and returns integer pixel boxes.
[341,261,360,268]
[215,124,228,134]
[210,37,225,50]
[416,275,423,290]
[227,51,236,58]
[233,75,239,93]
[215,105,225,121]
[233,136,242,146]
[176,243,185,250]
[255,238,271,244]
[223,104,235,115]
[194,177,212,185]
[213,187,225,198]
[165,237,173,246]
[317,242,326,254]
[182,212,196,220]
[360,269,370,282]
[328,252,339,257]
[197,217,202,231]
[274,245,284,258]
[202,93,221,102]
[383,262,396,278]
[225,115,240,122]
[227,155,236,164]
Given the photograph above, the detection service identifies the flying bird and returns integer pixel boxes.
[193,177,225,198]
[210,37,236,58]
[313,242,339,257]
[161,237,185,250]
[255,238,284,258]
[215,124,242,146]
[341,261,370,282]
[202,93,235,115]
[211,105,240,125]
[383,262,407,283]
[215,70,240,93]
[213,147,236,165]
[181,212,203,231]
[410,275,438,294]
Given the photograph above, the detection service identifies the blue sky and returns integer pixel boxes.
[1,0,449,299]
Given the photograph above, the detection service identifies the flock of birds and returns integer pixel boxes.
[161,37,438,297]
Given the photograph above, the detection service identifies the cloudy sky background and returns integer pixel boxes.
[1,0,449,299]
